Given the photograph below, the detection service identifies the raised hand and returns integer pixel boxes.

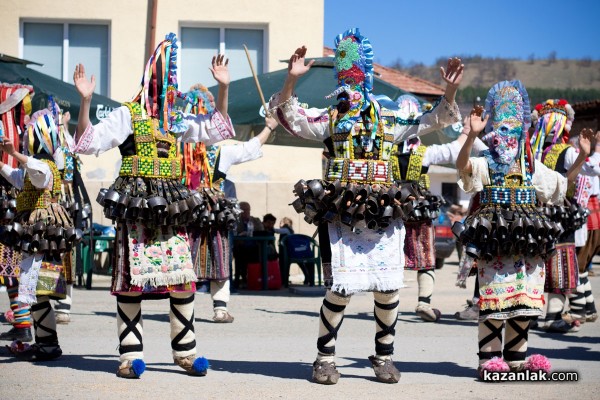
[265,115,278,130]
[469,106,488,134]
[462,114,471,137]
[579,128,594,155]
[209,54,230,87]
[440,57,464,89]
[0,139,16,156]
[288,46,314,79]
[73,64,96,100]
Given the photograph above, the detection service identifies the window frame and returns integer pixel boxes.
[19,18,112,97]
[178,22,269,87]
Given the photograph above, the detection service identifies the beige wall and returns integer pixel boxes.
[0,0,324,234]
[0,0,325,233]
[0,0,323,101]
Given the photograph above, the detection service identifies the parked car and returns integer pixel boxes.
[433,207,456,269]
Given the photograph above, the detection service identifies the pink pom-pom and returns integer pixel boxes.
[524,354,551,373]
[481,357,510,373]
[4,310,15,324]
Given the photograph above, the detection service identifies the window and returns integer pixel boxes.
[22,22,109,96]
[180,26,265,92]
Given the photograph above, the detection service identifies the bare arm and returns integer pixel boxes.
[255,116,278,145]
[210,54,230,117]
[73,64,95,142]
[566,128,594,182]
[280,46,315,103]
[457,109,488,173]
[439,57,464,104]
[0,140,28,165]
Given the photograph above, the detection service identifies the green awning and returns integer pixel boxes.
[0,59,120,125]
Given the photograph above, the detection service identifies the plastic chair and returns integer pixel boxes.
[81,235,115,289]
[280,234,321,286]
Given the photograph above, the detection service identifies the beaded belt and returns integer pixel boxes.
[120,155,181,179]
[480,186,537,206]
[325,158,392,184]
[16,190,52,212]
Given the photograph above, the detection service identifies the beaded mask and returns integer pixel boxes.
[482,80,532,174]
[327,28,375,132]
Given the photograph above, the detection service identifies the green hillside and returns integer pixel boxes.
[392,57,600,104]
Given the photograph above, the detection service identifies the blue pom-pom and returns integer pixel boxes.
[131,359,146,377]
[192,356,210,373]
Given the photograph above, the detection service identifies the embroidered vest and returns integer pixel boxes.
[323,109,396,184]
[392,144,430,190]
[542,143,575,197]
[16,159,61,212]
[119,102,181,179]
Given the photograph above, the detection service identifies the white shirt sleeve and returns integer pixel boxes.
[3,157,54,190]
[24,157,53,189]
[73,106,133,156]
[0,164,25,190]
[179,110,236,145]
[564,146,600,176]
[217,137,263,174]
[73,106,236,155]
[422,140,462,167]
[391,97,461,143]
[472,137,489,155]
[268,92,330,141]
[532,159,568,204]
[457,157,490,194]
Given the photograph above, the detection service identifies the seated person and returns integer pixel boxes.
[261,213,279,261]
[233,201,263,288]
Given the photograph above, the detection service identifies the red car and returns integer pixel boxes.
[433,209,456,269]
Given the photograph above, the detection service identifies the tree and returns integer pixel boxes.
[527,53,535,65]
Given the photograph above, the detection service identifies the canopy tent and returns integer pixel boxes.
[0,56,120,125]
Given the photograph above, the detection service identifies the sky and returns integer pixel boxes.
[324,0,600,67]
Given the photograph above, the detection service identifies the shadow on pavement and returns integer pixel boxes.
[344,357,475,378]
[0,352,118,374]
[255,308,374,322]
[528,345,600,362]
[531,331,600,345]
[209,359,313,380]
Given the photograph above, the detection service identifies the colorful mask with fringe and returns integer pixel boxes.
[328,28,376,133]
[530,99,575,160]
[25,98,60,158]
[180,85,220,190]
[132,33,179,135]
[481,80,532,175]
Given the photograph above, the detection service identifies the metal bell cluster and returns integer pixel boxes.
[0,184,18,221]
[290,179,429,230]
[452,205,563,261]
[97,176,239,230]
[398,183,446,223]
[1,203,83,257]
[545,199,589,237]
[60,195,92,232]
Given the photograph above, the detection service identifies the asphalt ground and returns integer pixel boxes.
[1,253,599,399]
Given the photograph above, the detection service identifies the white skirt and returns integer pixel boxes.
[328,219,405,294]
